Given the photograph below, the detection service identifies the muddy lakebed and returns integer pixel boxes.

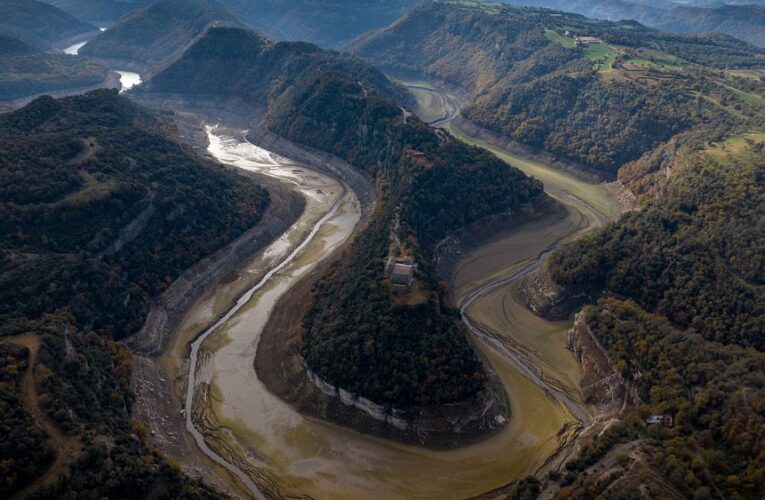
[144,109,622,498]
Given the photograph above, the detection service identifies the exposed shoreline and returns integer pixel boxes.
[127,89,622,498]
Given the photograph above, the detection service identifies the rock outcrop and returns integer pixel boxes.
[516,264,590,321]
[567,312,639,413]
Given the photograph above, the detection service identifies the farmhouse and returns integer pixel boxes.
[575,36,601,46]
[390,262,415,289]
[645,414,674,427]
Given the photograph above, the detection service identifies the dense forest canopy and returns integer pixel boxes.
[351,0,765,177]
[549,134,765,350]
[0,90,268,496]
[147,25,543,408]
[538,111,765,498]
[562,299,765,497]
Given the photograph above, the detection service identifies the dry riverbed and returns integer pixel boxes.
[132,82,623,498]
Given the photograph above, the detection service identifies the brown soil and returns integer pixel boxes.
[9,334,82,500]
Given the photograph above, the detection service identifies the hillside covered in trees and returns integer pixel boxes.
[550,134,765,351]
[561,298,765,498]
[79,0,243,68]
[528,111,765,499]
[0,0,96,49]
[146,26,544,410]
[351,0,765,178]
[0,89,268,496]
[499,0,765,48]
[0,34,107,100]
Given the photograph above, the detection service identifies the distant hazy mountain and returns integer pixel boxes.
[498,0,765,47]
[79,0,242,68]
[218,0,419,47]
[41,0,152,24]
[0,33,107,100]
[0,0,96,49]
[657,4,765,47]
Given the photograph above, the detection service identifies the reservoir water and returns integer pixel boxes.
[61,32,142,93]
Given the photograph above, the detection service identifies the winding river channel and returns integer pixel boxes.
[62,32,142,93]
[155,81,622,499]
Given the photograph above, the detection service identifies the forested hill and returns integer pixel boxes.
[79,0,243,67]
[216,0,419,47]
[42,0,151,24]
[498,0,765,48]
[145,26,543,412]
[0,34,107,100]
[145,26,408,107]
[0,0,96,49]
[351,0,765,181]
[539,135,765,497]
[0,89,267,496]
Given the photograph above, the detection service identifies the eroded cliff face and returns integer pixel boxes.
[516,264,592,321]
[304,361,508,447]
[567,312,640,413]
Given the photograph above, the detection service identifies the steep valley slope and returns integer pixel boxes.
[0,89,273,497]
[0,0,97,49]
[79,0,244,70]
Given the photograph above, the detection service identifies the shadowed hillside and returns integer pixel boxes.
[79,0,242,67]
[219,0,419,47]
[0,0,96,49]
[42,0,151,24]
[0,34,107,100]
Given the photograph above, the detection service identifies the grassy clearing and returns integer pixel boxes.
[726,69,764,80]
[721,83,765,106]
[627,57,684,71]
[584,42,618,71]
[544,29,575,49]
[61,171,117,205]
[447,0,501,14]
[704,132,765,166]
